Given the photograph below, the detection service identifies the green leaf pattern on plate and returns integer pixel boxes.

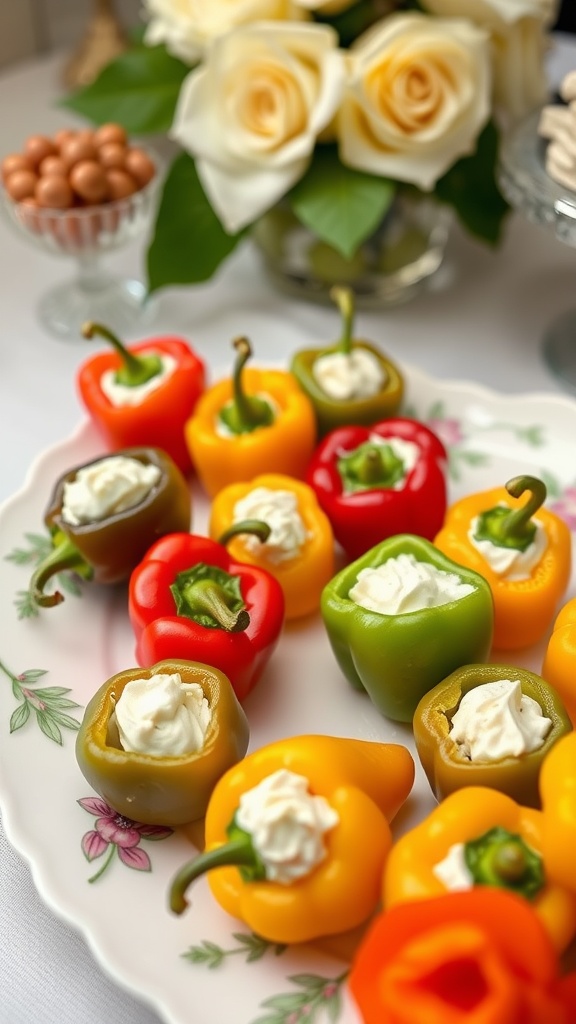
[0,659,82,744]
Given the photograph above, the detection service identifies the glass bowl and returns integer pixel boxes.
[1,151,163,340]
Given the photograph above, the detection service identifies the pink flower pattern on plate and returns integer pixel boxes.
[78,796,172,883]
[549,486,576,531]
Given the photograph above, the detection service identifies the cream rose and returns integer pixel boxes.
[143,0,301,63]
[422,0,554,117]
[338,13,491,191]
[170,22,346,232]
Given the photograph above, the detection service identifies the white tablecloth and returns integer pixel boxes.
[1,37,576,1024]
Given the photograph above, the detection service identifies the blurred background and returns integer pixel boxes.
[1,0,575,73]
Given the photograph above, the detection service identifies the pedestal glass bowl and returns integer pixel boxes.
[498,111,576,390]
[1,155,162,340]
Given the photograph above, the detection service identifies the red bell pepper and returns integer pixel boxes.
[77,322,206,475]
[128,532,285,702]
[306,417,448,560]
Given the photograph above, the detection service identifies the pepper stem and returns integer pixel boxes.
[218,519,271,547]
[338,442,404,493]
[171,564,250,632]
[330,286,355,355]
[170,828,263,915]
[464,826,544,900]
[473,475,546,552]
[180,579,249,632]
[82,321,162,388]
[29,535,91,609]
[218,337,275,435]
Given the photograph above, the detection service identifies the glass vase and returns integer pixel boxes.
[252,192,452,307]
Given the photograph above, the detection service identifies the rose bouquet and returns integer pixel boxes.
[64,0,558,294]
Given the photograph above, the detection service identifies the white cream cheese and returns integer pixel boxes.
[449,679,552,763]
[348,553,474,615]
[232,487,309,563]
[312,348,385,401]
[468,512,547,581]
[61,455,161,526]
[111,672,211,757]
[100,352,177,406]
[433,843,474,891]
[235,769,339,885]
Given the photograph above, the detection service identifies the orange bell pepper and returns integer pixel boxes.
[208,473,335,619]
[382,786,576,953]
[184,337,317,497]
[434,475,571,649]
[169,734,415,944]
[540,731,576,893]
[542,597,576,725]
[349,889,576,1024]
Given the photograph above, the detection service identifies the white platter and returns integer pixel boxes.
[1,363,576,1024]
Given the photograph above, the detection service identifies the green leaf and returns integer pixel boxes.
[14,591,39,620]
[290,145,396,259]
[19,669,48,682]
[60,44,190,134]
[10,703,30,733]
[147,153,243,292]
[48,711,81,731]
[434,120,510,245]
[58,573,83,597]
[35,711,63,745]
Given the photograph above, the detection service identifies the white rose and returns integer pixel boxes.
[338,13,491,190]
[170,22,346,232]
[422,0,553,117]
[143,0,301,64]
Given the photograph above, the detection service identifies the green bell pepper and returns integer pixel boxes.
[413,663,572,808]
[321,534,494,722]
[289,286,404,437]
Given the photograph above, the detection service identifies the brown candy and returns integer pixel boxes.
[1,153,33,182]
[94,122,127,148]
[24,135,56,168]
[5,169,38,201]
[125,147,156,187]
[105,168,138,201]
[70,160,109,203]
[35,175,74,209]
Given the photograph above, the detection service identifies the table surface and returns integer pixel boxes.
[1,36,576,1024]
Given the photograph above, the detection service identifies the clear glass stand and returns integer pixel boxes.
[37,255,154,340]
[499,111,576,390]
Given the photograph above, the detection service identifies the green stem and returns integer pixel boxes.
[218,337,275,435]
[218,519,271,547]
[330,286,355,355]
[170,835,260,915]
[464,827,544,900]
[29,536,91,609]
[474,475,546,552]
[82,321,162,387]
[88,842,117,884]
[180,579,250,632]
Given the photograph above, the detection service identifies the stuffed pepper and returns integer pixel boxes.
[542,596,576,725]
[128,531,285,701]
[168,734,415,944]
[76,659,249,826]
[290,286,403,437]
[413,664,572,808]
[306,417,447,559]
[540,732,576,893]
[208,473,335,620]
[321,534,493,722]
[383,786,576,954]
[77,322,206,474]
[349,889,576,1024]
[29,447,192,609]
[434,474,571,650]
[185,337,317,497]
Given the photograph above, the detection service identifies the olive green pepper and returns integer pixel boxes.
[76,659,250,826]
[413,664,572,808]
[30,446,191,608]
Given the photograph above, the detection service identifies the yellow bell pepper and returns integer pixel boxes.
[542,597,576,725]
[540,732,576,894]
[434,475,571,649]
[383,786,576,954]
[209,473,335,620]
[169,734,415,945]
[184,337,317,497]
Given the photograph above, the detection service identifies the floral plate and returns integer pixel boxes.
[1,363,576,1024]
